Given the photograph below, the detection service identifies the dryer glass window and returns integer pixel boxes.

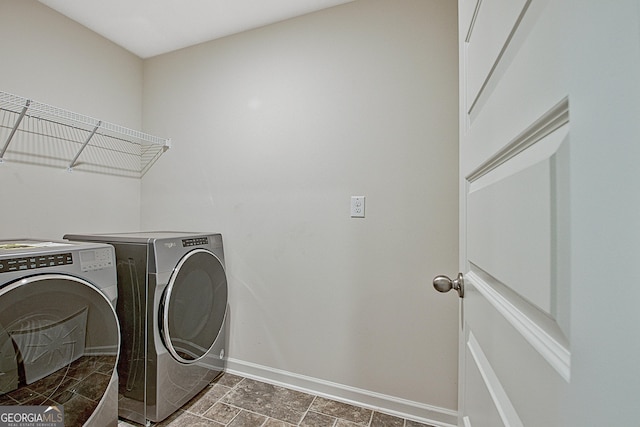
[161,249,227,363]
[0,274,119,425]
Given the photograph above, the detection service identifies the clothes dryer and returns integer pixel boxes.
[64,232,228,424]
[0,239,120,427]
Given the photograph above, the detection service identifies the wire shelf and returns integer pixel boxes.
[0,90,170,178]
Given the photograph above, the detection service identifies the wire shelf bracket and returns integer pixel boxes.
[0,98,30,160]
[68,120,101,172]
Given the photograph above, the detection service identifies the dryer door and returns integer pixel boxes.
[0,274,119,426]
[160,248,227,363]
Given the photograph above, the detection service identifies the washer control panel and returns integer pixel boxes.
[79,248,114,272]
[0,252,73,273]
[182,237,209,247]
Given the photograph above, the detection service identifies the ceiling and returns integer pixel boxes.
[38,0,355,59]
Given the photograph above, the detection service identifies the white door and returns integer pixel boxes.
[441,0,640,426]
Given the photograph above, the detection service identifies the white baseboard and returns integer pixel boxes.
[225,358,458,427]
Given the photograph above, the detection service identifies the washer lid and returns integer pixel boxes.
[0,240,73,250]
[160,248,227,363]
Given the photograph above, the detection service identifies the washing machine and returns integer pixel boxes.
[64,231,228,424]
[0,239,120,427]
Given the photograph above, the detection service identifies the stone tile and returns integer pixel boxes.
[222,378,313,424]
[50,389,76,405]
[406,420,437,427]
[310,396,372,425]
[228,410,267,427]
[4,386,44,404]
[93,354,118,366]
[74,371,112,401]
[180,385,213,414]
[183,384,231,414]
[336,419,365,427]
[28,371,68,394]
[95,359,117,375]
[83,355,116,375]
[335,418,362,427]
[156,409,187,427]
[203,402,242,424]
[370,411,405,427]
[60,393,98,427]
[66,357,99,380]
[213,372,245,388]
[300,410,337,427]
[263,418,296,427]
[162,411,225,427]
[0,393,17,405]
[23,375,69,404]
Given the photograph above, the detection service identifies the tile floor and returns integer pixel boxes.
[119,373,436,427]
[0,355,116,427]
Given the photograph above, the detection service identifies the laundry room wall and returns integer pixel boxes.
[0,0,144,239]
[141,0,459,421]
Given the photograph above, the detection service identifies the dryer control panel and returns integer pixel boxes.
[182,237,209,247]
[0,252,73,273]
[79,248,114,272]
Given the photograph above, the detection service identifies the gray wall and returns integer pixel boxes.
[141,0,459,419]
[0,0,143,238]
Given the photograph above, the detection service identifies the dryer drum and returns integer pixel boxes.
[160,248,227,363]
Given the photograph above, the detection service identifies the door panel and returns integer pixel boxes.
[467,123,568,317]
[464,285,567,426]
[464,337,510,427]
[464,0,529,115]
[458,0,571,425]
[458,0,479,38]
